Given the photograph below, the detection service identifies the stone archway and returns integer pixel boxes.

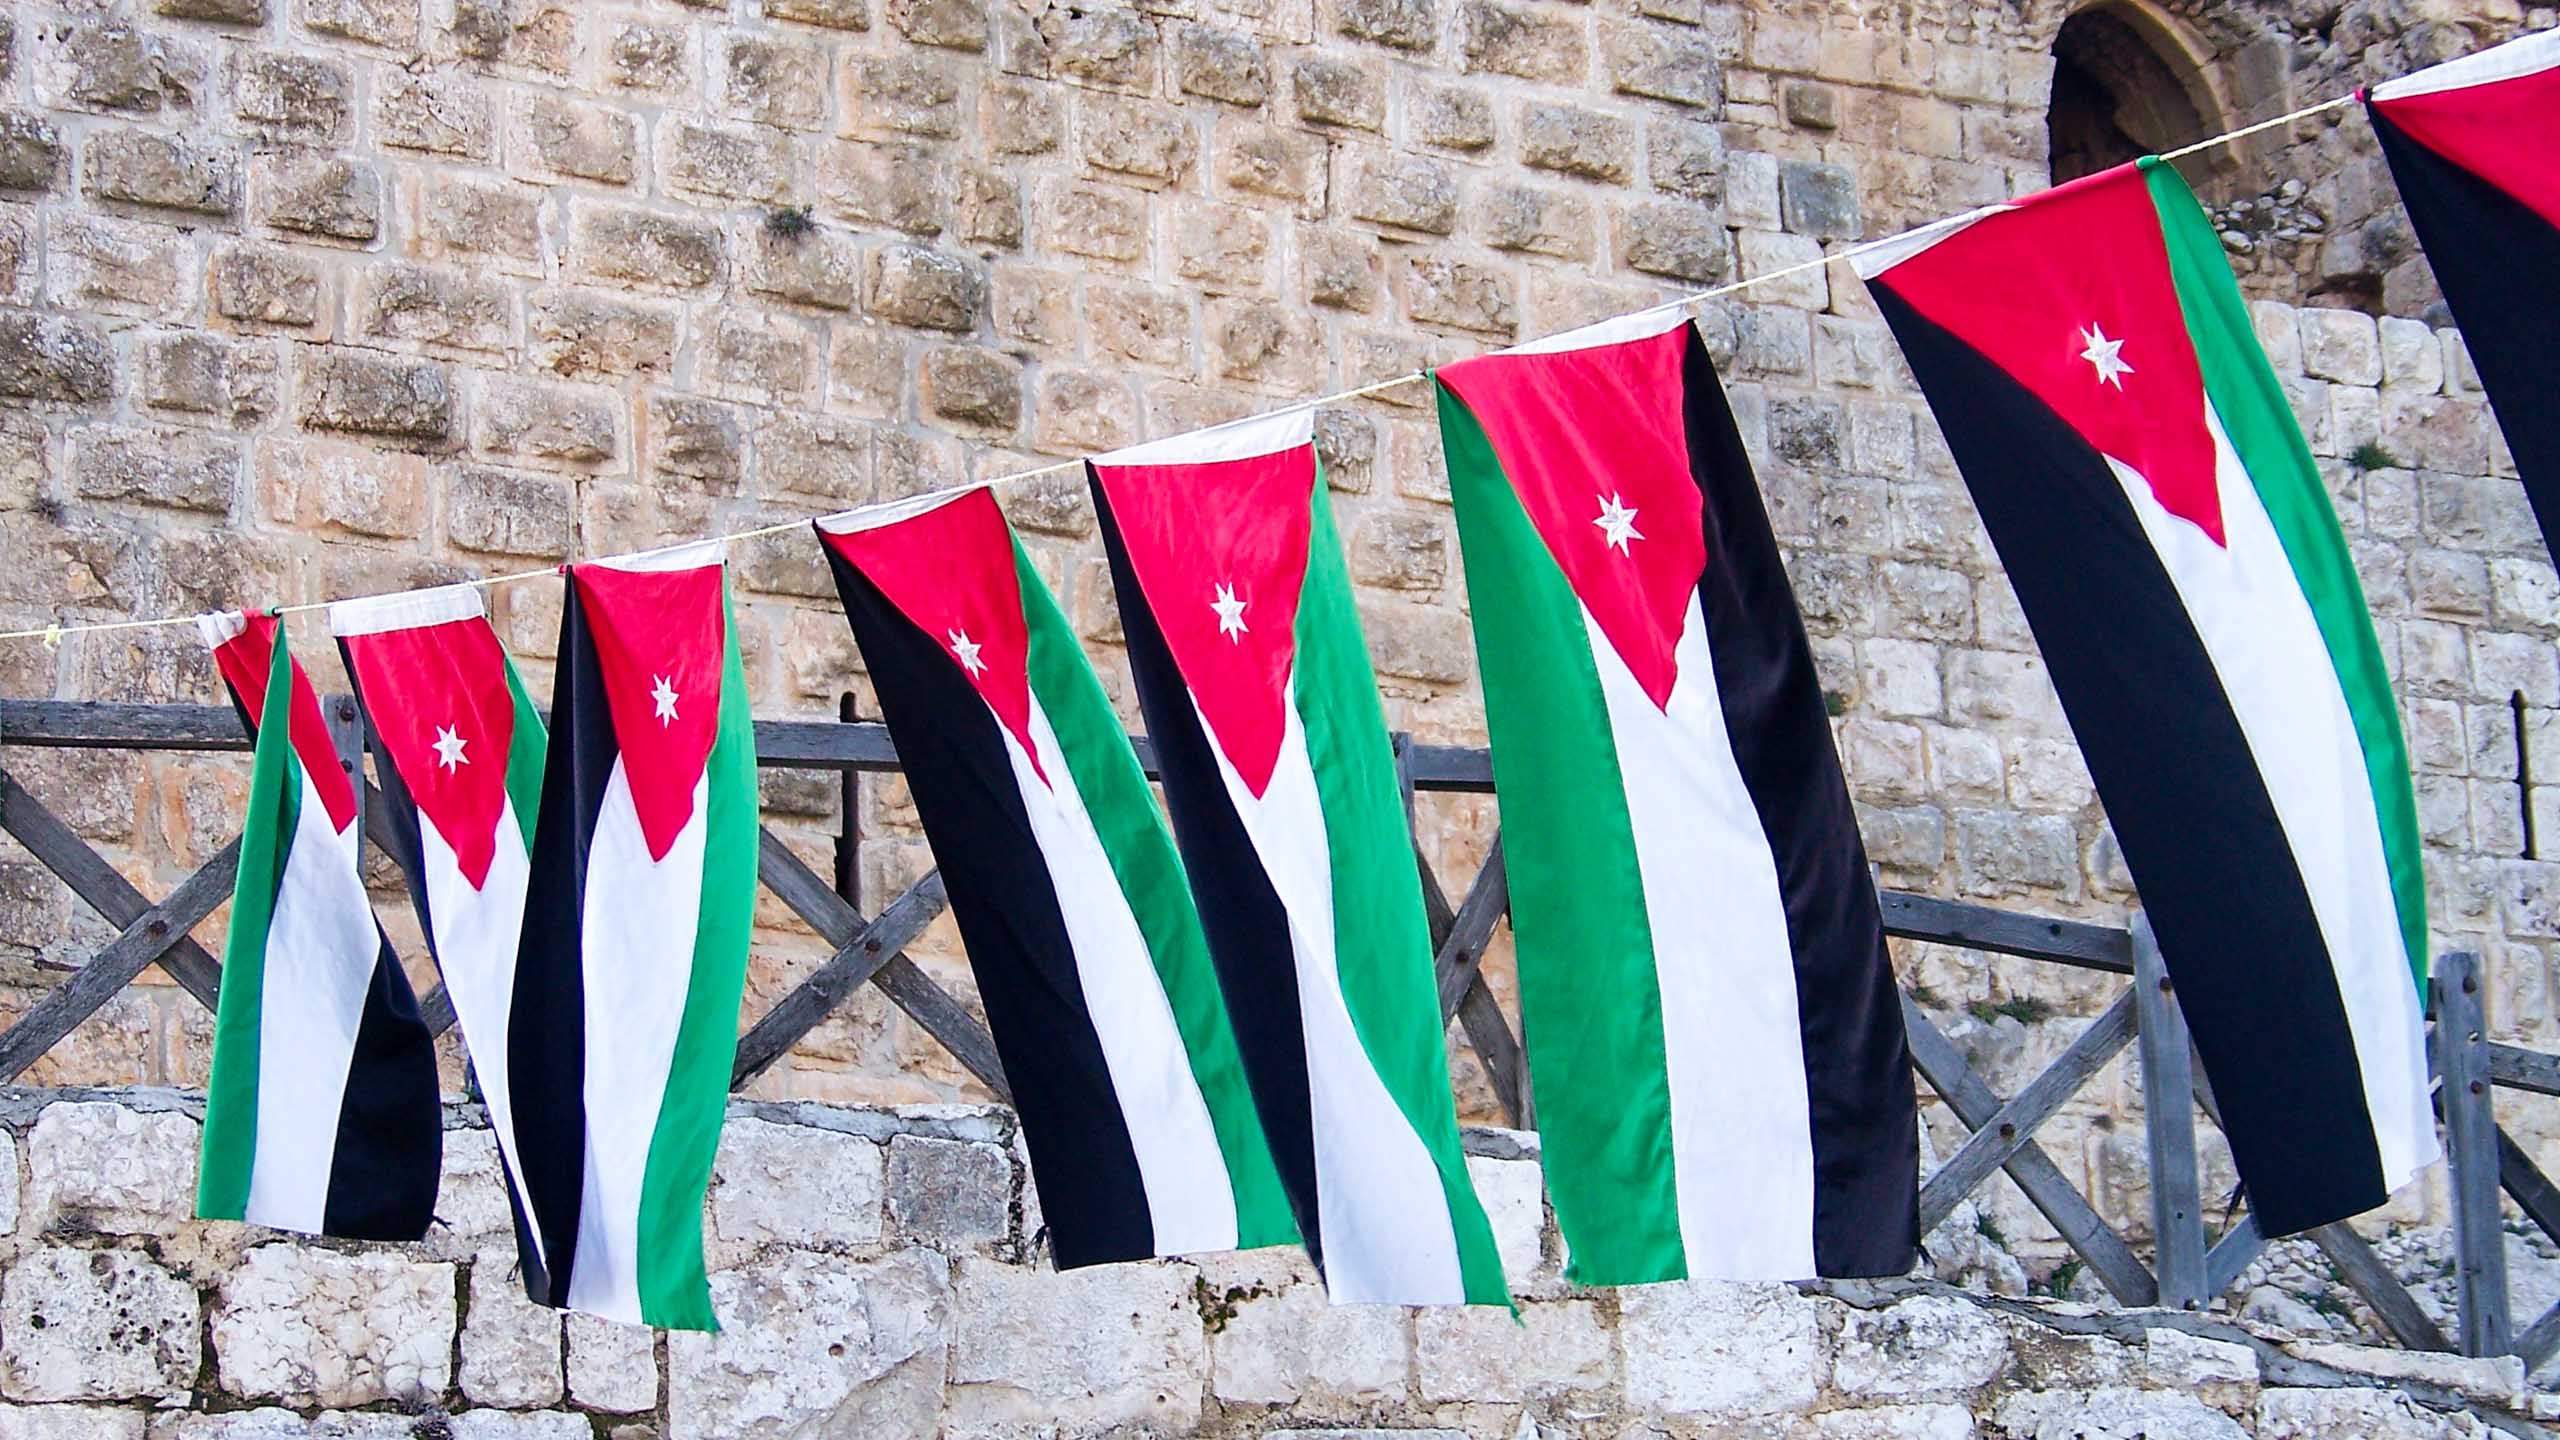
[2047,0,2234,185]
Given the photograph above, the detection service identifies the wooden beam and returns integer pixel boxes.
[751,830,1004,1102]
[1902,996,2156,1305]
[1917,989,2136,1231]
[2490,1042,2560,1098]
[0,838,237,1081]
[1880,891,2133,973]
[2307,1221,2455,1353]
[2204,1214,2266,1299]
[735,866,950,1088]
[0,770,221,1007]
[2133,915,2208,1311]
[2434,952,2512,1357]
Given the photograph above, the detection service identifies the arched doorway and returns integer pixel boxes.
[2047,0,2231,185]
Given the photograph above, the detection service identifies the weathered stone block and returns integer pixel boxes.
[714,1116,887,1250]
[1175,25,1268,105]
[1405,255,1516,335]
[232,51,351,140]
[770,0,873,29]
[22,1101,192,1234]
[36,19,206,116]
[1304,229,1381,311]
[1412,84,1496,151]
[1739,228,1830,310]
[518,94,640,185]
[842,52,964,139]
[46,212,193,320]
[374,70,493,159]
[414,175,542,275]
[1621,200,1731,282]
[721,33,828,129]
[1363,598,1473,684]
[1034,371,1139,454]
[296,350,452,442]
[648,394,746,491]
[0,1247,197,1402]
[1995,1387,2246,1439]
[1340,0,1436,51]
[1417,1300,1609,1400]
[1040,6,1158,93]
[1216,124,1327,213]
[1081,94,1196,184]
[888,1134,1010,1248]
[566,1311,657,1412]
[475,376,619,463]
[1348,151,1458,234]
[1296,56,1384,130]
[1647,118,1725,201]
[756,410,872,504]
[1458,0,1587,82]
[448,464,573,558]
[667,121,795,204]
[867,243,985,331]
[923,347,1025,430]
[528,289,677,378]
[571,202,724,290]
[301,0,418,49]
[211,245,324,329]
[948,1258,1203,1432]
[260,436,431,539]
[669,1250,948,1440]
[442,0,580,75]
[212,1246,455,1407]
[69,425,237,515]
[819,139,945,234]
[1606,20,1721,107]
[746,226,866,311]
[1623,1281,1829,1418]
[1781,159,1860,240]
[0,113,62,192]
[889,0,989,50]
[1521,102,1633,184]
[954,164,1023,249]
[0,313,111,404]
[1835,1295,2010,1397]
[252,155,380,242]
[606,19,692,94]
[0,1405,143,1440]
[460,1249,562,1408]
[355,263,515,353]
[83,129,236,214]
[140,331,275,423]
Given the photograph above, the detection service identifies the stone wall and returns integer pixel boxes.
[1,0,2559,1279]
[0,1086,2544,1438]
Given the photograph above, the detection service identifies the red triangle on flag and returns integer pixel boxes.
[820,490,1050,789]
[2372,38,2560,234]
[206,612,358,833]
[572,552,728,862]
[1866,162,2226,546]
[1094,429,1316,800]
[338,593,521,890]
[1439,321,1706,712]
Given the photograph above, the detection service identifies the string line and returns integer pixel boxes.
[0,89,2364,646]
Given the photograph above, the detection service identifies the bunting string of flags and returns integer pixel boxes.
[10,28,2552,1327]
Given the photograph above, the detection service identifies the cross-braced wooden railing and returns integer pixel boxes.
[1,697,2552,1362]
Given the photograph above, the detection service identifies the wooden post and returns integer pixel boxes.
[2132,912,2208,1310]
[323,693,366,870]
[2436,950,2513,1357]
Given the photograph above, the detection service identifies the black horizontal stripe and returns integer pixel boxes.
[1681,330,1920,1275]
[1871,283,2386,1237]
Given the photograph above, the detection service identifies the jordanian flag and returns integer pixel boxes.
[331,585,548,1286]
[1090,413,1507,1306]
[1435,312,1919,1285]
[1859,158,2435,1237]
[511,543,757,1329]
[196,611,441,1240]
[817,489,1295,1269]
[2369,29,2560,559]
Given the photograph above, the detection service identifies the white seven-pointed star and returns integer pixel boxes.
[1593,492,1645,555]
[430,724,469,773]
[650,673,679,726]
[948,628,987,678]
[1211,583,1249,641]
[2078,324,2134,389]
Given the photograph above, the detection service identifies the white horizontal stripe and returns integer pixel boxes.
[2371,27,2559,102]
[1202,685,1464,1304]
[2108,412,2435,1196]
[566,763,709,1325]
[1846,204,2016,279]
[1497,308,1695,357]
[1095,408,1314,469]
[196,610,248,650]
[1593,597,1817,1280]
[418,800,542,1272]
[589,538,725,574]
[243,769,376,1235]
[1006,694,1238,1256]
[329,584,487,636]
[815,486,990,536]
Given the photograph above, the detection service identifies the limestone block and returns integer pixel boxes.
[1209,1274,1406,1408]
[473,376,620,464]
[1648,119,1724,202]
[1040,7,1158,93]
[1405,256,1517,336]
[46,212,194,320]
[374,70,494,160]
[144,1412,414,1439]
[719,34,827,130]
[1082,94,1197,182]
[356,263,515,354]
[1346,151,1456,235]
[1461,1151,1543,1287]
[294,349,452,442]
[648,395,748,493]
[1340,0,1435,49]
[0,114,63,192]
[1622,200,1733,283]
[1990,1386,2248,1439]
[666,122,793,204]
[1800,1404,1977,1439]
[212,1245,456,1407]
[460,1249,563,1408]
[447,1415,592,1440]
[0,1404,145,1440]
[252,156,380,242]
[1834,1295,2010,1398]
[2280,1343,2524,1406]
[2256,1386,2486,1438]
[570,202,725,291]
[714,1116,887,1251]
[1738,229,1830,311]
[1216,124,1329,215]
[842,53,965,139]
[1457,0,1588,83]
[1606,20,1721,109]
[770,0,873,30]
[231,52,352,141]
[68,425,238,517]
[84,129,238,215]
[922,347,1026,431]
[517,95,640,186]
[667,1248,949,1440]
[527,289,677,380]
[424,1128,515,1261]
[1622,1280,1828,1419]
[2300,308,2384,387]
[867,244,986,332]
[887,0,988,50]
[567,1311,658,1413]
[605,20,692,94]
[23,1100,195,1234]
[948,1257,1205,1434]
[888,1134,1010,1249]
[1521,102,1634,184]
[34,20,205,116]
[1417,1299,1611,1401]
[0,1247,197,1402]
[211,245,324,330]
[1296,57,1384,131]
[2141,1328,2258,1409]
[1176,25,1270,104]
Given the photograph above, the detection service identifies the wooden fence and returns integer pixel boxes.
[3,696,2557,1363]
